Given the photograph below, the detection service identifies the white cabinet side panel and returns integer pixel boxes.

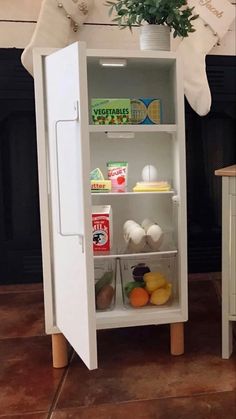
[173,57,188,320]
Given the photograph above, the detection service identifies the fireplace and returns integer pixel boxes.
[0,50,235,283]
[0,49,42,284]
[186,55,236,272]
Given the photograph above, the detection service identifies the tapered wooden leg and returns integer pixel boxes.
[51,334,68,368]
[170,322,184,355]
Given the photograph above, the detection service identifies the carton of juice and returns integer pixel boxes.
[92,205,113,252]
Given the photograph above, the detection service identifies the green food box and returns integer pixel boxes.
[91,99,131,125]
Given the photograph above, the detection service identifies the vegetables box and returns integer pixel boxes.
[91,99,131,125]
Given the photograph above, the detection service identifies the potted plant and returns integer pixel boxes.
[105,0,198,51]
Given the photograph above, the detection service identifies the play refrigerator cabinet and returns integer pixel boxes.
[33,42,188,370]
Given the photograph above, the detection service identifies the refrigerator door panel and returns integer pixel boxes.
[45,42,97,370]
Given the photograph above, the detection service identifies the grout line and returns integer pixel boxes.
[44,389,236,417]
[47,348,75,419]
[0,289,43,295]
[0,334,46,342]
[0,284,43,295]
[0,410,48,418]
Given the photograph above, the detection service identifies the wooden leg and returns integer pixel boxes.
[170,322,184,356]
[51,334,68,368]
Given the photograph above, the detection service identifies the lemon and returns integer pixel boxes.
[143,271,166,283]
[145,277,167,294]
[150,283,172,305]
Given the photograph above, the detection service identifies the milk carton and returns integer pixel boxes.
[92,205,113,252]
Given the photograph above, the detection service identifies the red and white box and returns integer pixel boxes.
[92,205,113,252]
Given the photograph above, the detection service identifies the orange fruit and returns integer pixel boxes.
[129,287,149,308]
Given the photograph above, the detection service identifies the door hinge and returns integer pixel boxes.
[79,235,84,253]
[172,195,180,205]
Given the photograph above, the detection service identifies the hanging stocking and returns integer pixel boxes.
[177,0,235,116]
[21,0,94,76]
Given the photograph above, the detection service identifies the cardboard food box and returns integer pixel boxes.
[131,98,161,124]
[92,205,113,251]
[91,99,131,125]
[91,180,111,193]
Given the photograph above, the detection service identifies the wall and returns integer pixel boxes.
[0,0,235,54]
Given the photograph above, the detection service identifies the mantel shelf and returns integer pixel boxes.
[89,124,177,134]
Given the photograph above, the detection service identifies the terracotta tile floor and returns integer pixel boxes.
[0,276,235,418]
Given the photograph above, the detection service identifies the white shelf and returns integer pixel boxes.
[96,304,182,329]
[93,249,178,259]
[89,124,177,134]
[96,285,182,330]
[92,190,175,197]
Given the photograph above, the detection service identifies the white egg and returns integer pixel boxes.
[146,224,163,251]
[141,218,153,233]
[142,165,158,182]
[123,220,146,251]
[123,220,140,242]
[129,228,146,252]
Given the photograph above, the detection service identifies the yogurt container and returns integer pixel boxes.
[107,161,128,192]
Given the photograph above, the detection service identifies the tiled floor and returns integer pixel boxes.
[0,276,235,418]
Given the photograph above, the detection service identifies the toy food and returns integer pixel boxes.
[131,98,161,124]
[124,281,145,297]
[144,271,167,285]
[95,271,113,295]
[107,161,128,192]
[141,165,158,182]
[150,283,172,305]
[91,99,131,125]
[90,167,104,180]
[132,263,150,281]
[133,181,171,192]
[123,220,146,252]
[129,287,149,308]
[141,219,163,251]
[144,271,167,294]
[92,205,112,252]
[91,180,111,193]
[96,284,115,310]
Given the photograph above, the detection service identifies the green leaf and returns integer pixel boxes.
[167,13,173,24]
[190,14,199,21]
[104,0,198,37]
[149,7,157,14]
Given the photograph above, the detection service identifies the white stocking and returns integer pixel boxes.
[21,0,94,76]
[177,0,235,116]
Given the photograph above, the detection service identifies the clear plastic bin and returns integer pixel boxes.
[119,255,177,309]
[94,259,117,311]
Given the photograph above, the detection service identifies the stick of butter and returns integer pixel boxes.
[91,180,112,193]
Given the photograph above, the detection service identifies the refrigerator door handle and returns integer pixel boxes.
[54,101,84,240]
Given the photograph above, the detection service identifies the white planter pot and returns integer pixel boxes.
[140,24,171,51]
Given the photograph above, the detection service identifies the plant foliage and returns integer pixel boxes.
[105,0,198,37]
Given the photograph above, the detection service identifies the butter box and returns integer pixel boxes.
[131,98,161,124]
[91,99,131,125]
[92,205,113,252]
[91,180,111,193]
